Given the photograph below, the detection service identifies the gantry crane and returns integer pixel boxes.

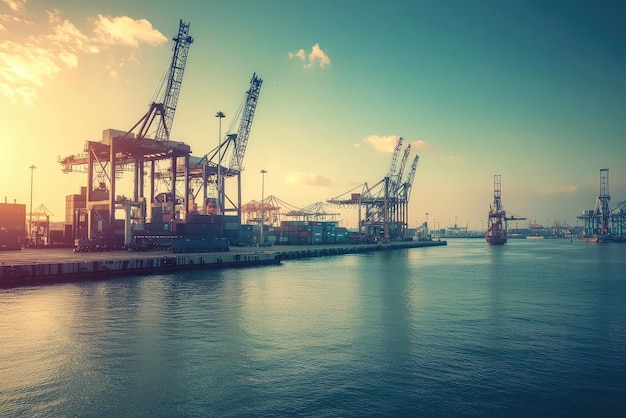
[398,154,419,235]
[327,136,418,241]
[578,168,626,241]
[58,20,194,245]
[190,73,263,221]
[126,19,194,210]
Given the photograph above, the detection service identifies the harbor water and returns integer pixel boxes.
[1,239,625,417]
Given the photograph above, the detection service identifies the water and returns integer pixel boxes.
[1,239,625,417]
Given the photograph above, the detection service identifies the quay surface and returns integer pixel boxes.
[0,239,446,287]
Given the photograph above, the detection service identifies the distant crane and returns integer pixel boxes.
[594,168,611,236]
[327,136,419,241]
[577,168,626,242]
[398,154,419,233]
[394,143,411,196]
[485,175,526,245]
[402,154,420,201]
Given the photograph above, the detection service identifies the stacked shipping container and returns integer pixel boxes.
[273,220,341,245]
[0,202,26,250]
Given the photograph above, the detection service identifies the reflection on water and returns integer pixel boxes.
[1,239,626,417]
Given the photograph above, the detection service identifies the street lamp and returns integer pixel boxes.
[29,164,36,245]
[260,169,267,246]
[215,111,226,214]
[425,212,429,235]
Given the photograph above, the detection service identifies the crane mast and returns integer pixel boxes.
[229,73,263,171]
[156,20,193,141]
[394,143,411,195]
[387,137,404,181]
[403,154,419,200]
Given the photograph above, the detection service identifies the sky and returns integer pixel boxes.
[1,0,625,231]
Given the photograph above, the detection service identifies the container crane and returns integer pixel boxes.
[387,137,404,189]
[394,144,411,196]
[403,154,419,201]
[228,73,263,172]
[327,136,417,241]
[125,19,193,143]
[398,154,419,235]
[193,73,263,220]
[578,168,626,242]
[58,20,194,246]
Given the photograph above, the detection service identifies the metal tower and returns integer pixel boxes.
[156,20,193,142]
[187,73,263,223]
[327,137,418,241]
[229,73,263,172]
[125,20,193,144]
[486,175,507,244]
[595,168,611,235]
[58,20,194,246]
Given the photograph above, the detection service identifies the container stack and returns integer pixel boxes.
[239,224,254,245]
[65,187,86,225]
[151,203,173,223]
[276,220,340,245]
[0,202,26,250]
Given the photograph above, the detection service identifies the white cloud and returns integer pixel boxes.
[363,135,401,153]
[440,155,463,161]
[2,0,26,12]
[289,43,331,68]
[0,81,36,106]
[92,15,167,47]
[308,43,330,68]
[288,49,305,60]
[0,41,62,86]
[0,6,167,106]
[409,139,428,150]
[285,172,333,187]
[0,9,32,27]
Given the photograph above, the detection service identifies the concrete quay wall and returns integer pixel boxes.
[0,240,446,287]
[0,251,281,287]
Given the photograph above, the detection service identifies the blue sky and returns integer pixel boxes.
[1,0,625,230]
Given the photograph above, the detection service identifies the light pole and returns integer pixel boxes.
[29,164,36,245]
[215,111,225,214]
[425,212,429,234]
[28,164,37,241]
[260,169,267,246]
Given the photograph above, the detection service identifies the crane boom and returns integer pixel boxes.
[387,137,403,180]
[404,154,419,200]
[394,143,411,194]
[155,19,193,142]
[228,73,263,171]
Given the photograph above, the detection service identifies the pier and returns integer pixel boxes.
[0,240,446,287]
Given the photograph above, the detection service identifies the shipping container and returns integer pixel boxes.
[0,202,26,223]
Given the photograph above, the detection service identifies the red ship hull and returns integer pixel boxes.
[486,234,507,245]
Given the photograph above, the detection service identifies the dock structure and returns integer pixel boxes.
[578,169,626,242]
[0,240,446,287]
